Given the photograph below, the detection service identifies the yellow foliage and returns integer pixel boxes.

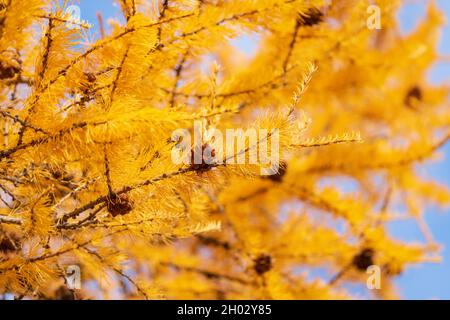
[0,0,448,300]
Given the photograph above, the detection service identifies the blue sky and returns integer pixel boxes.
[392,0,450,300]
[75,0,450,299]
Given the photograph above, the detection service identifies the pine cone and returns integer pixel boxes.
[404,86,422,108]
[254,254,272,275]
[266,161,287,183]
[107,193,133,217]
[189,143,216,172]
[85,72,96,83]
[0,233,20,254]
[352,248,375,271]
[54,286,76,300]
[0,49,21,80]
[297,8,324,27]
